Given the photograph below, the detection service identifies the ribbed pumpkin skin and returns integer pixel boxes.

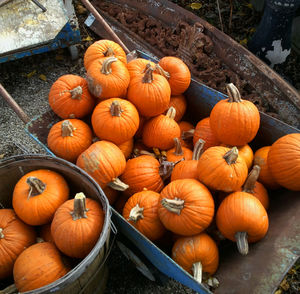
[76,140,126,188]
[158,179,215,236]
[172,233,219,276]
[267,133,300,191]
[118,138,134,159]
[171,160,198,181]
[47,119,93,163]
[91,98,139,145]
[84,39,127,70]
[197,146,248,192]
[168,94,187,122]
[254,146,280,189]
[13,242,69,292]
[0,209,36,279]
[216,192,269,243]
[166,145,193,163]
[127,58,156,79]
[121,155,164,195]
[48,75,94,119]
[51,198,104,258]
[210,99,260,146]
[87,57,130,99]
[122,190,166,241]
[13,170,69,226]
[158,56,191,95]
[142,114,181,150]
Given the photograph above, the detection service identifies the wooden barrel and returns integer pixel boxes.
[0,155,112,294]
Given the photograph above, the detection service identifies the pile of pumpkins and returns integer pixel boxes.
[24,39,300,286]
[0,169,104,292]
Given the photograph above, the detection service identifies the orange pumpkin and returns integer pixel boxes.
[210,83,260,146]
[91,98,139,144]
[0,209,36,279]
[118,138,134,159]
[47,119,93,163]
[84,39,127,70]
[122,190,166,241]
[158,179,215,236]
[166,138,193,163]
[167,94,187,122]
[267,133,300,191]
[48,74,95,119]
[127,58,156,79]
[179,120,194,149]
[87,57,130,99]
[13,169,69,226]
[51,193,104,258]
[172,233,219,283]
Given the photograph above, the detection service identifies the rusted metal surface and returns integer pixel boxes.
[87,0,300,128]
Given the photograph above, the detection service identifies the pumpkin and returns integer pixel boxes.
[13,169,69,226]
[48,74,95,119]
[267,133,300,191]
[221,144,253,169]
[84,39,127,70]
[166,138,193,163]
[142,107,181,150]
[0,209,36,279]
[209,83,260,146]
[51,193,104,258]
[91,98,139,145]
[47,119,93,163]
[76,140,128,190]
[216,192,269,255]
[197,146,248,192]
[102,186,120,205]
[122,190,166,241]
[179,120,194,149]
[38,223,54,243]
[127,58,156,79]
[120,155,165,195]
[127,64,171,117]
[87,57,130,99]
[118,138,134,159]
[158,179,215,236]
[193,117,220,151]
[156,56,191,95]
[171,139,205,181]
[134,115,147,139]
[167,94,187,122]
[13,242,69,292]
[253,146,280,189]
[172,233,219,283]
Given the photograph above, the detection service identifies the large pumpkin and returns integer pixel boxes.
[13,169,69,226]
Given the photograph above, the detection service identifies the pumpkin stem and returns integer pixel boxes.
[226,83,242,103]
[70,192,89,221]
[161,197,184,215]
[0,228,4,239]
[181,129,194,140]
[104,47,114,57]
[166,107,177,120]
[61,120,76,137]
[69,85,82,99]
[142,64,154,83]
[173,138,183,156]
[192,261,203,283]
[206,277,220,288]
[192,139,206,160]
[243,165,261,193]
[26,177,46,199]
[128,204,144,222]
[110,100,123,117]
[101,57,118,75]
[107,177,129,191]
[235,231,249,255]
[223,147,239,165]
[155,64,171,79]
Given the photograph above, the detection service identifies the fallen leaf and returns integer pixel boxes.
[274,290,282,294]
[26,70,37,78]
[0,154,4,159]
[190,2,202,10]
[249,27,256,34]
[279,278,290,291]
[239,38,248,46]
[245,3,253,9]
[76,4,87,14]
[39,74,47,81]
[82,36,93,42]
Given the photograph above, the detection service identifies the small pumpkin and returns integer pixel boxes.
[91,98,139,145]
[118,138,134,159]
[210,83,260,146]
[127,58,156,79]
[47,119,93,163]
[51,193,104,258]
[197,146,248,192]
[87,57,130,99]
[167,94,187,122]
[267,133,300,191]
[13,242,69,292]
[13,169,69,226]
[156,56,191,95]
[48,74,95,119]
[166,138,193,163]
[122,190,166,241]
[172,233,219,283]
[0,209,36,279]
[84,39,127,70]
[158,179,215,236]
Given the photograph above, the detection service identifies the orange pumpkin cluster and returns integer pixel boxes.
[0,169,104,292]
[44,39,300,286]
